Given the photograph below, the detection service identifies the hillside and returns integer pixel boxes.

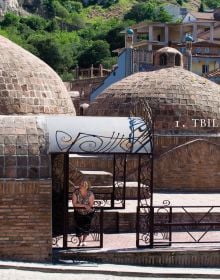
[1,0,205,19]
[0,0,217,81]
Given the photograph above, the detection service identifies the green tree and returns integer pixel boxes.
[176,0,183,5]
[20,15,47,31]
[155,7,173,23]
[43,0,56,18]
[78,40,111,67]
[106,21,134,51]
[204,0,220,8]
[100,56,117,68]
[28,35,76,73]
[124,2,172,23]
[62,1,83,13]
[1,12,20,27]
[124,2,156,22]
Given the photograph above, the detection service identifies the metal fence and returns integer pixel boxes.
[137,205,220,248]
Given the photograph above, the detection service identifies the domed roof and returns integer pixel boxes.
[127,27,134,35]
[88,68,220,132]
[0,35,75,115]
[155,47,182,55]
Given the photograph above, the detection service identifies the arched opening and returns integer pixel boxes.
[159,53,167,66]
[175,54,181,66]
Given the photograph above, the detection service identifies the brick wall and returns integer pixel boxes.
[0,179,52,262]
[154,139,220,191]
[65,77,105,104]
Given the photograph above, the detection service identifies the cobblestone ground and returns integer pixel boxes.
[0,269,217,280]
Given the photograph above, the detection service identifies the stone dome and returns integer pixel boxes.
[155,47,182,55]
[0,35,75,115]
[88,68,220,132]
[154,47,183,67]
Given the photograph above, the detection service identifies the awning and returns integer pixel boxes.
[47,116,152,154]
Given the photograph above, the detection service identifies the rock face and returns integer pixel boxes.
[0,0,20,14]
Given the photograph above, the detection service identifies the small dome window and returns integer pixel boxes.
[175,54,181,66]
[160,53,167,66]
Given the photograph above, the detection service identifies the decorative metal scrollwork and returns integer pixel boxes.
[55,117,152,154]
[66,210,102,248]
[139,154,152,207]
[113,155,126,208]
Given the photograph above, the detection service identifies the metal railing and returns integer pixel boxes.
[53,208,103,249]
[137,205,220,248]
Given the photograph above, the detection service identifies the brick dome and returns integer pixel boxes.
[88,68,220,132]
[0,35,75,115]
[0,36,76,179]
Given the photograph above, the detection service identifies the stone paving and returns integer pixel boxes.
[1,262,220,280]
[111,192,220,213]
[0,269,146,280]
[0,270,218,280]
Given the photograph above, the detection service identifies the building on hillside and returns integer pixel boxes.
[90,14,220,102]
[183,11,214,23]
[124,11,220,75]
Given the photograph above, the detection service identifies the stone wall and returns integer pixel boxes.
[0,179,52,262]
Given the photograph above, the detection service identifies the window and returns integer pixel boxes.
[204,48,210,54]
[202,64,209,74]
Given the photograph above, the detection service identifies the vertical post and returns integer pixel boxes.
[210,23,214,42]
[122,153,127,209]
[137,154,141,207]
[149,119,155,247]
[150,119,154,208]
[192,23,197,42]
[149,205,154,248]
[148,25,153,51]
[185,34,193,72]
[164,25,169,44]
[169,207,172,246]
[179,25,183,43]
[90,64,94,78]
[112,154,116,208]
[99,64,103,77]
[136,206,140,247]
[63,153,69,248]
[75,65,79,79]
[99,209,104,248]
[149,25,153,42]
